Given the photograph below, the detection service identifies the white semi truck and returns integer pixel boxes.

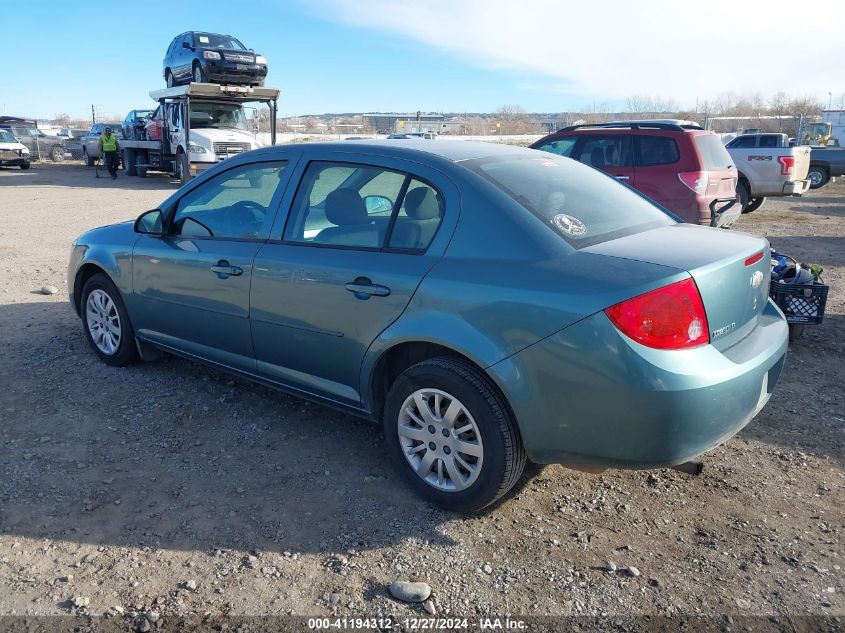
[121,82,279,183]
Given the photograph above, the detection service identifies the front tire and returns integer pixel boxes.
[176,149,190,185]
[20,162,30,170]
[83,147,93,167]
[165,69,174,88]
[193,63,206,84]
[80,273,139,367]
[383,357,526,513]
[51,145,65,162]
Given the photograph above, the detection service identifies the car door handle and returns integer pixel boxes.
[210,260,243,277]
[345,279,390,298]
[614,175,630,180]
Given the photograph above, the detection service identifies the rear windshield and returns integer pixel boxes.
[694,134,733,170]
[465,154,676,248]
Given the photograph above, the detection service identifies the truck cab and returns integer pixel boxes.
[166,100,260,167]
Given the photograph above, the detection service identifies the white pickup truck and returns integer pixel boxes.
[725,133,811,214]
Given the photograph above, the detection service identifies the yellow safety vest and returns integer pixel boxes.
[101,133,117,152]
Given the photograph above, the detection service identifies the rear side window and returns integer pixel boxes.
[694,134,733,170]
[577,135,631,168]
[534,136,577,157]
[466,155,675,249]
[637,136,679,166]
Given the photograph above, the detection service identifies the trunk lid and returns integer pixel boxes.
[584,224,771,351]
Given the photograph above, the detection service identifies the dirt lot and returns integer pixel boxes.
[0,162,842,625]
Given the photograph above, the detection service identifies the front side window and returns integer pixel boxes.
[577,135,631,169]
[283,161,445,251]
[171,161,288,239]
[759,135,779,148]
[637,135,680,166]
[466,154,675,249]
[534,136,577,157]
[727,136,756,148]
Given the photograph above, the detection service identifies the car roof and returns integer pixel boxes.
[283,140,538,163]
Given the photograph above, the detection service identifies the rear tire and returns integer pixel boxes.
[807,166,829,189]
[743,196,765,214]
[383,357,526,513]
[736,179,750,213]
[124,148,137,176]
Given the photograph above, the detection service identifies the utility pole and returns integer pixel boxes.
[91,104,96,125]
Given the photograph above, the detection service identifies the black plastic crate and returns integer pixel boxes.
[769,280,829,324]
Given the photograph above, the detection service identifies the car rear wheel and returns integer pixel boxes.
[807,166,829,189]
[193,63,206,84]
[383,357,526,513]
[80,273,139,367]
[165,69,174,88]
[736,179,751,213]
[743,196,765,214]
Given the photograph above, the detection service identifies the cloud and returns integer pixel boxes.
[310,0,842,105]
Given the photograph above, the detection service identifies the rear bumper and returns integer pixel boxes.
[488,299,788,468]
[783,179,810,195]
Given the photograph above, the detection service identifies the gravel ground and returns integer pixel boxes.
[0,163,842,624]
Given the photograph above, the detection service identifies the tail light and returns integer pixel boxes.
[776,155,795,175]
[605,278,710,350]
[677,171,709,195]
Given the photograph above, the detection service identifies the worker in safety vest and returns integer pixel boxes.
[99,126,120,179]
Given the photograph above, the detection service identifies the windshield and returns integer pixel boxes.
[0,130,17,143]
[465,154,676,248]
[194,33,246,50]
[189,102,248,130]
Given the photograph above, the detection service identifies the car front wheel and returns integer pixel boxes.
[82,147,93,167]
[383,357,526,513]
[80,273,139,366]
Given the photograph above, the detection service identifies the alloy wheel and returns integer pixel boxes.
[86,289,121,355]
[397,389,484,492]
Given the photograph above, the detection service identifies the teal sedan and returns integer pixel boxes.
[68,141,788,512]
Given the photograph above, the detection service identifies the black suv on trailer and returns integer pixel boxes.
[163,32,268,87]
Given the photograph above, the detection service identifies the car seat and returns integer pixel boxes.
[315,189,379,247]
[390,187,442,249]
[589,147,606,168]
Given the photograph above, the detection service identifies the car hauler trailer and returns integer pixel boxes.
[121,82,279,184]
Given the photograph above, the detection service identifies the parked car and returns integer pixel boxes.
[163,31,268,87]
[122,109,154,140]
[807,147,845,189]
[531,121,740,227]
[724,133,811,213]
[144,106,164,141]
[80,123,124,166]
[68,141,788,512]
[0,122,66,162]
[0,129,30,169]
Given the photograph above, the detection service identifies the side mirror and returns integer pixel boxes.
[364,195,393,215]
[135,209,164,235]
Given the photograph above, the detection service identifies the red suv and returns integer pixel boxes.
[531,121,739,227]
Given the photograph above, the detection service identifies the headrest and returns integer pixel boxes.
[325,189,367,226]
[404,187,441,220]
[590,147,605,167]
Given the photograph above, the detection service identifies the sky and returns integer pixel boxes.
[2,0,842,122]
